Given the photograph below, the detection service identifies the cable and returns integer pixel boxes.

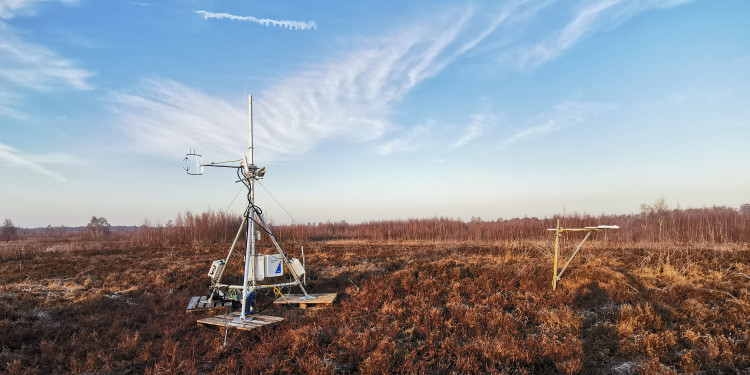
[236,167,264,221]
[257,180,299,225]
[252,285,301,312]
[226,186,244,212]
[245,207,281,245]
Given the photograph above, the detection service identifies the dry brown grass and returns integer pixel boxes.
[0,228,748,374]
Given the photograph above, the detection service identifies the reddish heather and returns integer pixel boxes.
[1,210,748,374]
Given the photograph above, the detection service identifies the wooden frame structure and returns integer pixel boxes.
[549,220,618,290]
[274,293,337,309]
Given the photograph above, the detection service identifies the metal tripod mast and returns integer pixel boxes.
[186,94,313,320]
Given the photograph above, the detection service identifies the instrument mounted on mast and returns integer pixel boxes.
[183,95,332,329]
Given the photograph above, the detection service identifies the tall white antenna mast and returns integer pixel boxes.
[248,95,253,165]
[242,95,256,320]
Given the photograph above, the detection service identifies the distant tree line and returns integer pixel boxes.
[128,202,750,246]
[8,202,750,245]
[3,216,121,240]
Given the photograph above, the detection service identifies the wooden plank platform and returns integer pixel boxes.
[186,296,232,312]
[197,312,284,331]
[273,293,338,309]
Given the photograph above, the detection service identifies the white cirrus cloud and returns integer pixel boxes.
[501,99,613,147]
[0,0,76,19]
[0,22,92,92]
[0,89,24,118]
[195,10,316,31]
[450,100,499,150]
[116,8,481,161]
[378,122,433,155]
[519,0,697,68]
[117,3,536,161]
[113,79,246,160]
[0,141,78,181]
[0,3,92,118]
[117,1,694,161]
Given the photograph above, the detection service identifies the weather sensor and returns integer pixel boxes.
[184,95,336,330]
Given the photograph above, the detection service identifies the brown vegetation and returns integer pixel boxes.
[131,204,750,245]
[1,207,748,374]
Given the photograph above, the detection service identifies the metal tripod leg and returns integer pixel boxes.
[255,211,312,299]
[208,215,248,302]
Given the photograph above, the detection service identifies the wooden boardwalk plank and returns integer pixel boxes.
[274,293,337,309]
[197,312,283,331]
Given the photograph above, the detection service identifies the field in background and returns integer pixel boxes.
[1,208,749,374]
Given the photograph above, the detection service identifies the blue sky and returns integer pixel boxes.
[1,0,749,227]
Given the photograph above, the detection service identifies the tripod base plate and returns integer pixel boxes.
[197,312,283,331]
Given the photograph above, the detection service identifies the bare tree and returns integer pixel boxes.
[740,203,750,217]
[87,216,111,238]
[2,219,18,242]
[640,198,670,241]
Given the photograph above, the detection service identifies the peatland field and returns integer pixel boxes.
[1,206,749,374]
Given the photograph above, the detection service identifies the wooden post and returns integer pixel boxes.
[553,219,560,291]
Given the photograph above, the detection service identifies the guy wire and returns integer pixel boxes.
[257,180,298,225]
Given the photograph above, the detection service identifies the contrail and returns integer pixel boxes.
[195,10,316,31]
